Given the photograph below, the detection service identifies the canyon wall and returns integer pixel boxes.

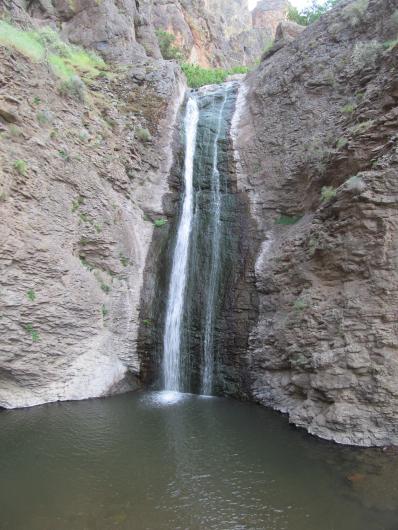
[0,0,184,408]
[234,0,398,446]
[151,0,287,67]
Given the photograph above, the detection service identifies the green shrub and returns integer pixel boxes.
[180,64,248,88]
[352,40,382,70]
[336,137,348,149]
[135,127,151,142]
[0,21,107,82]
[58,149,70,161]
[341,0,368,27]
[25,323,40,342]
[275,214,302,225]
[26,289,36,301]
[101,305,108,318]
[71,196,84,212]
[383,39,398,51]
[143,319,152,327]
[181,64,227,88]
[79,255,93,270]
[36,110,54,125]
[119,253,129,267]
[58,75,86,102]
[345,175,364,192]
[350,120,374,135]
[13,159,27,175]
[101,282,110,294]
[287,0,341,26]
[154,218,168,227]
[341,103,356,114]
[321,186,336,202]
[156,30,184,61]
[293,298,307,311]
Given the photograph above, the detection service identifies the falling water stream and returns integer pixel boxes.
[163,82,237,395]
[163,97,199,392]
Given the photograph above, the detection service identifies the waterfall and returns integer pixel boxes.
[162,83,238,395]
[201,90,228,395]
[163,97,199,392]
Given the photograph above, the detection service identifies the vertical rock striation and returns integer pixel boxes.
[0,0,185,408]
[234,0,398,446]
[151,0,287,68]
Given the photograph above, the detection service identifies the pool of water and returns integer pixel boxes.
[1,391,398,530]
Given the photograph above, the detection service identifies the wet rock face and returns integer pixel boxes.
[0,3,185,408]
[235,0,398,446]
[138,84,259,397]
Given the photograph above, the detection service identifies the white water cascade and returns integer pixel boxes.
[202,89,228,395]
[163,97,199,392]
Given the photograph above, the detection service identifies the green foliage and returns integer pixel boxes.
[341,0,368,27]
[100,282,111,294]
[13,159,27,176]
[383,39,398,51]
[287,0,341,26]
[181,64,249,88]
[352,40,382,70]
[36,109,54,125]
[275,214,302,225]
[154,218,168,228]
[143,319,152,327]
[32,96,41,105]
[0,21,107,83]
[156,30,184,61]
[345,174,364,192]
[135,127,151,142]
[8,124,23,137]
[293,298,307,311]
[58,75,86,102]
[321,186,336,202]
[262,40,274,55]
[0,21,45,60]
[26,289,36,302]
[101,305,108,318]
[341,103,356,114]
[181,64,227,88]
[336,137,348,149]
[391,10,398,27]
[25,323,40,342]
[228,66,250,75]
[79,255,93,270]
[71,196,84,212]
[58,149,70,161]
[350,120,374,135]
[119,253,129,267]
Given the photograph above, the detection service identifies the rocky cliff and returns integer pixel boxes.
[0,0,184,408]
[151,0,287,67]
[234,0,398,446]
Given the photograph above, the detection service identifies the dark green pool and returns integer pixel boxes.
[1,391,397,529]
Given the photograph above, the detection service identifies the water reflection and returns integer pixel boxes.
[1,392,398,529]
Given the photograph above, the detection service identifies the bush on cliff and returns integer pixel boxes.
[0,20,107,99]
[181,64,249,88]
[287,0,342,25]
[156,30,184,61]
